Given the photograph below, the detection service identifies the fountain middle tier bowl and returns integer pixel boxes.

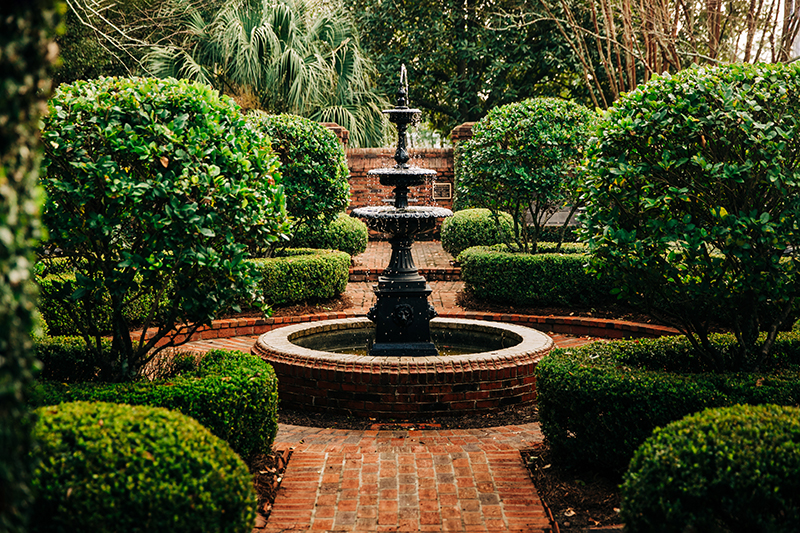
[368,166,436,188]
[252,317,553,418]
[351,205,453,235]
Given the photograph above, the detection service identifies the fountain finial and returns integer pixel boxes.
[396,64,409,108]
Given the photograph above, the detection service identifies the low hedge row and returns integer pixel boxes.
[37,273,157,336]
[38,248,350,335]
[458,244,614,307]
[536,333,800,473]
[621,404,800,532]
[31,401,256,533]
[252,248,350,306]
[29,348,279,460]
[290,212,368,257]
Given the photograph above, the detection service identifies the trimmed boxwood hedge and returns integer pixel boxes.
[37,248,350,335]
[290,212,368,257]
[29,349,278,460]
[441,209,514,258]
[30,401,256,533]
[536,334,800,474]
[252,248,350,306]
[36,273,157,336]
[620,404,800,533]
[458,244,614,307]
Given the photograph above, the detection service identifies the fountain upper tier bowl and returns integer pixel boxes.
[252,317,553,418]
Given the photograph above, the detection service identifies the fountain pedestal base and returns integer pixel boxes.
[368,277,438,356]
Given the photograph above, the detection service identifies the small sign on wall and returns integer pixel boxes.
[432,182,452,200]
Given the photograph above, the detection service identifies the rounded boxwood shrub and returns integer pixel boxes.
[29,348,278,459]
[246,112,350,234]
[456,97,597,252]
[621,404,800,532]
[290,212,368,257]
[458,244,612,307]
[30,401,256,533]
[536,333,800,473]
[40,76,289,382]
[582,63,800,370]
[251,248,350,306]
[441,208,514,257]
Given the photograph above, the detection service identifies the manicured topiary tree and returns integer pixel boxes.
[0,2,61,531]
[440,208,514,257]
[456,98,597,253]
[30,401,257,533]
[582,63,800,371]
[621,404,800,532]
[40,77,290,382]
[246,112,350,243]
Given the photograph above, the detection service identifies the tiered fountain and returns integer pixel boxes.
[350,66,453,356]
[253,68,553,418]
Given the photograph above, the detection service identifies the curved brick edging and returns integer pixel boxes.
[251,317,553,418]
[143,310,678,347]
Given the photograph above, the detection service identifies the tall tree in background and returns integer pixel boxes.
[146,0,388,146]
[0,1,60,531]
[346,0,583,137]
[498,0,800,108]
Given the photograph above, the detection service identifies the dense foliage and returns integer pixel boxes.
[621,404,800,532]
[247,113,350,238]
[30,401,256,533]
[30,349,279,459]
[40,76,289,382]
[440,209,514,258]
[537,333,800,473]
[582,63,800,371]
[291,212,368,257]
[457,98,597,252]
[458,244,610,307]
[0,2,61,530]
[346,0,581,136]
[147,0,387,147]
[251,248,350,306]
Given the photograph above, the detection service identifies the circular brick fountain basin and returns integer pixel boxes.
[252,317,553,418]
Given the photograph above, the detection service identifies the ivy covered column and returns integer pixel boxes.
[0,2,61,531]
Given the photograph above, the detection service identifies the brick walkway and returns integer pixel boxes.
[263,424,551,532]
[185,241,601,532]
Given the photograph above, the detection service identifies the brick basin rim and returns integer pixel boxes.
[253,317,554,366]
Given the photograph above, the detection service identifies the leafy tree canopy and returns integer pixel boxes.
[346,0,583,136]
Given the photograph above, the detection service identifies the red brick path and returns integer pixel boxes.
[262,424,551,532]
[179,241,657,532]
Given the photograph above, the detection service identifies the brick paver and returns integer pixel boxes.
[261,424,551,533]
[182,241,604,532]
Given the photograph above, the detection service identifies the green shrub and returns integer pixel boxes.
[40,76,290,382]
[458,244,612,307]
[30,401,256,533]
[246,112,350,235]
[457,98,597,252]
[34,336,111,383]
[36,273,158,336]
[1,2,61,531]
[251,248,350,306]
[291,212,368,257]
[621,404,800,532]
[29,349,278,459]
[536,333,800,474]
[441,209,514,257]
[582,63,800,371]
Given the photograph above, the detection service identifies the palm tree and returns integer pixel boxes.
[145,0,389,147]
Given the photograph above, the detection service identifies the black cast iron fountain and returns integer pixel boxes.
[351,65,453,356]
[252,67,553,419]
